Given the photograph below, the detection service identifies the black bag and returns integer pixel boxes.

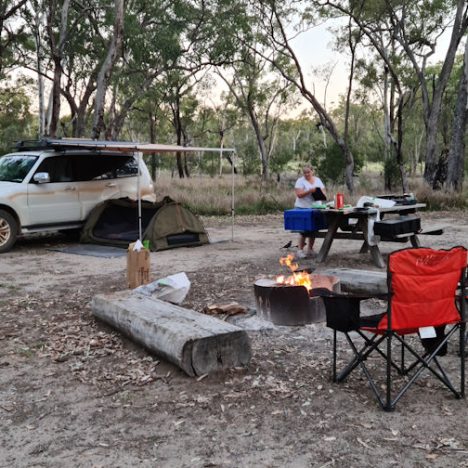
[313,187,327,201]
[319,292,361,332]
[420,326,447,356]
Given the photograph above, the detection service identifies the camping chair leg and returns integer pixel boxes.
[344,332,387,409]
[356,330,403,374]
[400,335,405,375]
[391,329,462,403]
[461,323,466,397]
[385,332,394,411]
[336,333,386,382]
[432,357,460,397]
[332,329,337,382]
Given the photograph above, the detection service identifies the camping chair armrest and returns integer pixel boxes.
[313,288,388,301]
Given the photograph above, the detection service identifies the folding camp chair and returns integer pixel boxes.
[319,246,467,411]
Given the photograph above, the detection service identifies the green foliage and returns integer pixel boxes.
[239,139,261,175]
[383,157,401,191]
[316,143,364,184]
[0,87,34,154]
[316,143,345,183]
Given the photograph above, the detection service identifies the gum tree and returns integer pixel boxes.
[249,0,358,192]
[322,0,468,188]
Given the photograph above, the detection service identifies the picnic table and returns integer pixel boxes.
[313,203,439,268]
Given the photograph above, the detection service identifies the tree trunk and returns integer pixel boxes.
[46,0,70,137]
[265,2,355,193]
[149,111,158,180]
[62,75,96,137]
[343,19,358,194]
[446,39,468,192]
[248,108,269,180]
[172,98,185,178]
[396,95,409,193]
[422,0,467,187]
[33,6,46,137]
[92,0,124,140]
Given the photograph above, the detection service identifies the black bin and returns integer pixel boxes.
[373,215,421,237]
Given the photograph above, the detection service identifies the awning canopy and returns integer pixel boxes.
[15,138,235,154]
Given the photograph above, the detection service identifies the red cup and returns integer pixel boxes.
[335,193,344,209]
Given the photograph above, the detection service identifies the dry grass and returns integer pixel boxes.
[152,171,467,215]
[154,172,295,215]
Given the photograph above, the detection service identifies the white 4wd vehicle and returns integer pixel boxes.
[0,142,155,253]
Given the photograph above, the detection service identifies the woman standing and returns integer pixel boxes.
[294,165,327,258]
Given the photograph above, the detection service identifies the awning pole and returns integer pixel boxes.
[137,151,143,241]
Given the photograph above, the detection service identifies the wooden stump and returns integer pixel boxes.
[92,292,252,377]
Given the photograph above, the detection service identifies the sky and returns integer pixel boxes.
[290,19,348,111]
[267,17,455,117]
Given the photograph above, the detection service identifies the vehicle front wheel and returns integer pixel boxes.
[0,209,18,253]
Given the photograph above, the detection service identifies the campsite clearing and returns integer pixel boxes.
[1,210,467,467]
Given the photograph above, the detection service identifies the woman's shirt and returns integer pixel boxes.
[294,176,325,208]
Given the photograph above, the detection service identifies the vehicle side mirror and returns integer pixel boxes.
[33,172,50,184]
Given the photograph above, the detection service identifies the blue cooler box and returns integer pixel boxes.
[284,209,328,231]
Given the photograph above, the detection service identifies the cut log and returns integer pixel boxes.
[321,268,388,295]
[92,292,252,377]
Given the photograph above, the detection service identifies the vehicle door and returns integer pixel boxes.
[71,154,127,220]
[116,156,155,202]
[27,155,81,225]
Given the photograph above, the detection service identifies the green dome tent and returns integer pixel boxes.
[80,197,209,251]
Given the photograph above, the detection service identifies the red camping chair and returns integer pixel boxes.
[319,246,467,411]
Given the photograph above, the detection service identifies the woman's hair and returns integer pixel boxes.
[302,165,315,174]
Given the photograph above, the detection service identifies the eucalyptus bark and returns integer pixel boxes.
[46,0,70,137]
[149,111,158,180]
[446,39,468,191]
[32,5,46,137]
[344,18,358,193]
[171,96,186,178]
[396,94,409,193]
[412,0,467,187]
[248,107,269,180]
[92,0,124,139]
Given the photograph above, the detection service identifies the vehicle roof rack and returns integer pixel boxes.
[14,138,135,152]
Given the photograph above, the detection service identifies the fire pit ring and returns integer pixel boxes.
[254,274,340,326]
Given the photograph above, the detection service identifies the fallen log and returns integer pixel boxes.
[92,292,252,377]
[321,268,387,295]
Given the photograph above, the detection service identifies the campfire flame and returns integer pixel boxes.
[275,254,312,291]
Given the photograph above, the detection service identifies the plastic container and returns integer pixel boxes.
[284,209,328,232]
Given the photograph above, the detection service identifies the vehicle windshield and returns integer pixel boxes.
[0,154,38,182]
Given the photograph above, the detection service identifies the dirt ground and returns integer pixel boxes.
[1,211,467,468]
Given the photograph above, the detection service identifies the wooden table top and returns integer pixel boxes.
[322,203,426,215]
